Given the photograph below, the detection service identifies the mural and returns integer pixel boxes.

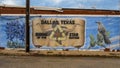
[0,16,25,48]
[0,15,120,51]
[32,18,85,48]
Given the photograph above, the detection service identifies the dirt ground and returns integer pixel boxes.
[0,49,120,57]
[0,56,120,68]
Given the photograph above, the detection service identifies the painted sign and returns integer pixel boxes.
[32,18,85,48]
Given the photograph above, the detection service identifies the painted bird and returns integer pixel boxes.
[96,22,111,44]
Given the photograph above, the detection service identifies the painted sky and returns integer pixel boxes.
[0,0,120,10]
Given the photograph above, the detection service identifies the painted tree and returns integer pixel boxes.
[96,32,105,48]
[88,34,96,49]
[89,31,111,49]
[5,20,25,48]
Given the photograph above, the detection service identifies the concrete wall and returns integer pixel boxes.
[0,15,120,51]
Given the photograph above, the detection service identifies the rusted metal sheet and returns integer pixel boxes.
[0,6,120,15]
[32,18,85,48]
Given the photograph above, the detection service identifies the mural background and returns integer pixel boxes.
[0,15,120,51]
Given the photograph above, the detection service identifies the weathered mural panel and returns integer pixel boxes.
[32,18,85,48]
[0,15,120,51]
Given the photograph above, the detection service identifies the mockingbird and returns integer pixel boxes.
[96,22,111,44]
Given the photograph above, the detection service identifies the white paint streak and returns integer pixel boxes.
[110,36,120,42]
[109,43,120,49]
